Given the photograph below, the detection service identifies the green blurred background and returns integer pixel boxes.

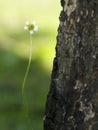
[0,0,61,130]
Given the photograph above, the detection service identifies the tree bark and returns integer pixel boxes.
[44,0,98,130]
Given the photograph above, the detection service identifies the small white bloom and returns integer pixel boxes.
[24,20,38,35]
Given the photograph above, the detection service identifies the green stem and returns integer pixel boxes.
[22,34,33,130]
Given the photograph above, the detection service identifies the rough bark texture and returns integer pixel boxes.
[44,0,98,130]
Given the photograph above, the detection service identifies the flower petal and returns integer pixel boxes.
[34,25,38,31]
[25,21,29,25]
[32,20,36,25]
[24,26,28,30]
[30,30,34,35]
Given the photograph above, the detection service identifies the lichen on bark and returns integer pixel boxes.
[44,0,98,130]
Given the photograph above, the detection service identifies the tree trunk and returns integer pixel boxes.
[44,0,98,130]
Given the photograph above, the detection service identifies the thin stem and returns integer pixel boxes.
[22,34,33,130]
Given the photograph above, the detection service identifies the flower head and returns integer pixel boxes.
[24,21,38,35]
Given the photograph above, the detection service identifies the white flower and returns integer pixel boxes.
[24,20,38,35]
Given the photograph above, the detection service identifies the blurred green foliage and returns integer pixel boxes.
[0,0,61,130]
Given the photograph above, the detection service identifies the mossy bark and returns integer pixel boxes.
[44,0,98,130]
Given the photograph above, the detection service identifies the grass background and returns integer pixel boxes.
[0,0,61,130]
